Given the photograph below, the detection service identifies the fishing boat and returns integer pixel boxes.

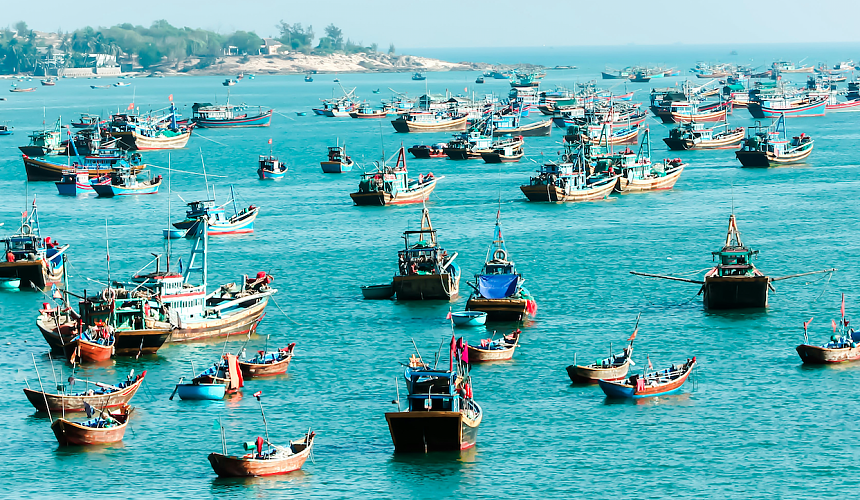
[41,79,56,86]
[385,341,481,452]
[304,74,313,82]
[520,146,619,202]
[55,169,99,195]
[1,200,68,289]
[443,123,495,160]
[69,322,115,362]
[595,130,685,193]
[78,293,172,356]
[19,118,64,156]
[23,148,145,182]
[391,112,468,133]
[475,77,484,84]
[567,318,637,383]
[114,82,131,87]
[735,115,813,167]
[392,206,460,300]
[10,87,36,92]
[320,142,354,173]
[772,61,814,74]
[52,403,133,445]
[111,103,193,150]
[602,68,633,79]
[748,94,827,119]
[91,169,162,197]
[223,79,237,86]
[190,102,273,128]
[407,144,447,159]
[668,101,732,123]
[481,141,524,163]
[257,140,287,179]
[350,147,439,206]
[0,124,12,135]
[349,105,387,118]
[598,358,696,399]
[23,369,146,413]
[492,115,552,137]
[466,329,520,362]
[663,122,745,150]
[208,392,315,476]
[451,311,487,326]
[173,187,259,236]
[412,72,426,81]
[361,283,395,299]
[238,343,296,378]
[71,114,103,129]
[631,214,835,309]
[796,296,860,364]
[193,354,244,394]
[465,212,536,320]
[90,85,112,89]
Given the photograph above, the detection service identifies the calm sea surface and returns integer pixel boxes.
[0,46,859,498]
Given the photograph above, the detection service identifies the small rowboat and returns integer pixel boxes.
[796,296,860,364]
[71,324,115,363]
[52,403,133,445]
[466,329,520,362]
[451,311,487,326]
[0,277,21,289]
[598,357,696,398]
[239,343,296,378]
[163,228,187,239]
[361,283,394,299]
[209,431,315,477]
[296,112,308,116]
[10,88,36,93]
[567,345,633,383]
[24,370,146,412]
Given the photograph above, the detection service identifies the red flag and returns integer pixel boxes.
[168,94,173,102]
[627,327,638,342]
[268,138,272,145]
[449,333,455,371]
[253,390,262,397]
[803,317,813,330]
[647,356,653,370]
[832,319,837,333]
[446,308,452,320]
[127,102,134,110]
[841,294,845,318]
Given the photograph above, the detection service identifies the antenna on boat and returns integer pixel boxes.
[105,219,111,287]
[410,338,423,362]
[199,148,210,200]
[254,391,271,451]
[167,154,171,272]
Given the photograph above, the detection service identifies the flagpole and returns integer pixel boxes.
[255,392,270,450]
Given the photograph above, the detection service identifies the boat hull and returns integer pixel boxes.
[169,296,268,342]
[113,130,192,150]
[238,356,292,378]
[74,338,114,362]
[385,410,480,452]
[736,145,813,167]
[393,273,459,300]
[23,377,144,413]
[207,434,314,477]
[23,155,143,182]
[321,160,354,173]
[194,111,272,128]
[52,417,128,446]
[616,165,684,192]
[0,259,63,289]
[176,383,226,400]
[465,297,530,321]
[466,344,517,362]
[391,116,468,133]
[598,364,694,398]
[566,362,630,383]
[703,275,769,309]
[114,327,172,356]
[748,99,827,118]
[350,181,436,206]
[92,180,161,197]
[663,131,744,150]
[492,119,552,137]
[520,176,619,202]
[796,344,860,364]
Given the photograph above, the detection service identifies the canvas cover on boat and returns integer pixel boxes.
[478,275,518,299]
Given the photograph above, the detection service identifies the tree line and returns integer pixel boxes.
[0,20,396,73]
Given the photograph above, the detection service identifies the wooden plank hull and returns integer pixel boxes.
[493,119,552,137]
[350,180,436,206]
[23,154,145,182]
[168,297,268,342]
[703,275,769,309]
[0,259,62,289]
[598,362,695,398]
[239,348,294,378]
[385,410,481,452]
[736,144,813,167]
[663,130,744,150]
[37,313,77,353]
[392,115,468,133]
[114,326,172,356]
[320,160,354,173]
[465,297,530,321]
[113,130,192,150]
[796,344,860,364]
[51,406,130,445]
[393,273,459,300]
[466,344,517,362]
[566,362,630,383]
[208,434,314,477]
[23,376,145,412]
[520,175,619,202]
[616,165,684,193]
[75,338,114,362]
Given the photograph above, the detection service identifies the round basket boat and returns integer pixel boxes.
[452,311,488,326]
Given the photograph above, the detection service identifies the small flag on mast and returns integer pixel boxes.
[841,293,845,318]
[267,138,272,145]
[627,327,638,342]
[168,94,173,102]
[127,102,134,110]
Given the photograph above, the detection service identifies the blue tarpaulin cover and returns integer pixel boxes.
[478,275,518,299]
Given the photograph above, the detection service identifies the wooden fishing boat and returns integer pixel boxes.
[112,128,192,150]
[481,142,524,163]
[567,321,637,383]
[304,74,313,82]
[23,149,145,182]
[349,105,387,118]
[736,116,813,167]
[407,144,447,159]
[443,128,494,160]
[23,370,146,412]
[392,206,460,300]
[1,200,68,289]
[70,323,115,362]
[451,311,487,326]
[321,142,354,173]
[92,169,161,197]
[71,291,172,356]
[10,87,36,92]
[598,358,696,398]
[492,118,552,137]
[19,119,64,157]
[52,403,133,445]
[825,98,860,111]
[663,122,745,150]
[615,157,685,193]
[466,329,520,362]
[257,154,287,179]
[56,169,101,196]
[190,102,273,128]
[668,101,732,123]
[239,343,296,378]
[0,124,12,135]
[520,146,619,202]
[385,345,481,452]
[361,283,395,299]
[796,296,860,364]
[748,95,827,119]
[391,113,468,133]
[465,212,536,320]
[41,79,56,86]
[350,147,439,206]
[772,61,814,74]
[191,354,244,395]
[209,431,315,477]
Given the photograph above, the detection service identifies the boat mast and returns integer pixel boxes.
[166,154,171,272]
[105,219,111,287]
[724,214,743,248]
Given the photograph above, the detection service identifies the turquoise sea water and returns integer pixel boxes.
[0,49,859,498]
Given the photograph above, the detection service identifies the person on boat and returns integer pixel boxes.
[5,250,14,262]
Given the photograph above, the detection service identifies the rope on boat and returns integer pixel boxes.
[274,111,297,121]
[810,270,834,303]
[192,133,230,148]
[146,164,228,178]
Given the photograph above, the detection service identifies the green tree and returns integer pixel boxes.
[226,31,262,55]
[324,24,343,50]
[138,43,161,68]
[14,21,28,35]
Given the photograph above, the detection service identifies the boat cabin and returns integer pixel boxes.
[403,366,460,412]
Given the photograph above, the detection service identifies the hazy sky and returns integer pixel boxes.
[5,0,860,48]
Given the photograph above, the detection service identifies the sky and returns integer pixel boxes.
[4,0,860,48]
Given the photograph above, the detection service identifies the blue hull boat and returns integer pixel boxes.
[452,311,487,326]
[175,383,226,400]
[0,277,21,289]
[163,228,186,239]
